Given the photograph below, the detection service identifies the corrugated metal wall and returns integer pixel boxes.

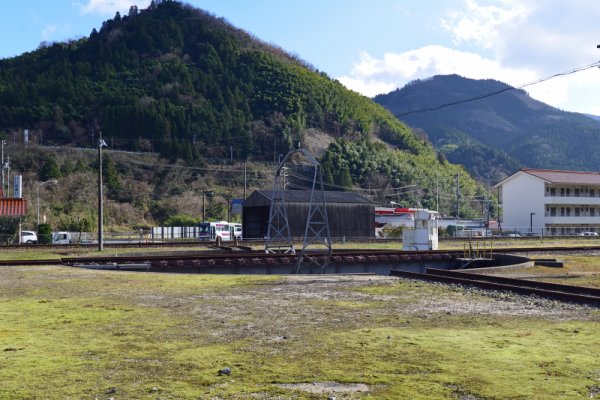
[242,202,374,239]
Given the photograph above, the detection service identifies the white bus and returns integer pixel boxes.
[198,221,232,244]
[231,223,243,241]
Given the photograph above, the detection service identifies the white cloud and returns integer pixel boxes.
[337,75,397,98]
[526,67,600,114]
[441,0,530,50]
[41,25,58,40]
[442,0,599,72]
[338,45,537,96]
[339,0,600,114]
[78,0,151,15]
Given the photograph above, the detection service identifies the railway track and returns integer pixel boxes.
[1,248,456,268]
[390,268,600,306]
[3,247,599,306]
[3,236,600,252]
[1,244,599,268]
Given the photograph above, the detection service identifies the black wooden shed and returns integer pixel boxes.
[242,190,374,239]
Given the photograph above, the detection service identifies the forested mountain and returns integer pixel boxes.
[375,75,600,181]
[0,1,490,230]
[0,0,424,161]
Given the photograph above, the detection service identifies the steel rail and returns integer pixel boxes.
[390,269,600,306]
[425,268,600,297]
[0,259,63,266]
[1,244,599,268]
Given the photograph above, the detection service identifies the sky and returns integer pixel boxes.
[1,0,600,114]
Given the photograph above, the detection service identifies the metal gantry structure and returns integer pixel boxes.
[264,161,295,255]
[264,146,332,273]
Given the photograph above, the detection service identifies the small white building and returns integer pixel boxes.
[402,209,439,250]
[494,168,600,235]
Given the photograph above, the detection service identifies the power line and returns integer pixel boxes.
[397,61,600,117]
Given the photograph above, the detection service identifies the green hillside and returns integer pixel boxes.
[375,74,600,181]
[0,1,489,232]
[0,0,423,160]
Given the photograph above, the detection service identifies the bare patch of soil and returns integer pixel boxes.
[278,381,370,395]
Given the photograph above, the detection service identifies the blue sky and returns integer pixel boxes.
[1,0,600,114]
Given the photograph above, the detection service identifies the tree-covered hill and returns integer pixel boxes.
[0,1,490,230]
[375,74,600,181]
[0,0,424,161]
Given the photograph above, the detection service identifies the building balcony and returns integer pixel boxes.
[544,196,600,205]
[543,215,600,224]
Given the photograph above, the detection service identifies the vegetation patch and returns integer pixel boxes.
[0,265,599,399]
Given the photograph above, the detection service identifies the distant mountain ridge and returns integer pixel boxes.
[374,74,600,181]
[585,114,600,121]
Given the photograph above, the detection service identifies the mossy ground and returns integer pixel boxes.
[0,262,599,399]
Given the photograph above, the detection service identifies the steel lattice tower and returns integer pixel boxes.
[264,145,332,273]
[265,162,295,254]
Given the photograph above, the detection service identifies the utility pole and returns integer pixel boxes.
[5,156,10,197]
[455,173,460,219]
[487,185,491,232]
[98,135,107,251]
[436,171,439,212]
[243,162,247,199]
[1,140,5,195]
[281,165,288,190]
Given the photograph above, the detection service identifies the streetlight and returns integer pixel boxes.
[37,179,58,229]
[530,212,536,235]
[98,137,107,251]
[202,190,213,221]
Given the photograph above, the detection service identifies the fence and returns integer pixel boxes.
[443,226,600,238]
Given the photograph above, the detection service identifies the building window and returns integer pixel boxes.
[550,207,556,216]
[561,207,565,216]
[575,189,580,197]
[550,188,556,196]
[591,189,595,197]
[575,208,580,216]
[560,188,565,196]
[591,208,596,217]
[566,188,571,196]
[566,208,571,216]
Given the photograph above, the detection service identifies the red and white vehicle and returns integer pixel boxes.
[374,206,418,228]
[198,221,232,244]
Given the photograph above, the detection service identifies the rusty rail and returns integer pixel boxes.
[390,268,600,306]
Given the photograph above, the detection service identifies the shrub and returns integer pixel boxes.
[38,223,52,244]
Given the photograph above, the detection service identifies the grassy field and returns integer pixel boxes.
[1,256,599,399]
[501,253,600,288]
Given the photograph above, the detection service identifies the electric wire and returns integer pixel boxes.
[397,61,600,117]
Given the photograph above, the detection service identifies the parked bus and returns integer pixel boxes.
[231,223,243,241]
[198,221,232,244]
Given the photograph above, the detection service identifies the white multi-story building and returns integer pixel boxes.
[494,168,600,235]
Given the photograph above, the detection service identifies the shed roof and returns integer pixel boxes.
[0,198,27,217]
[245,190,372,207]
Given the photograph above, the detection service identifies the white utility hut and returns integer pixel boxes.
[402,209,439,251]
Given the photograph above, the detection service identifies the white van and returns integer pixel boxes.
[21,231,38,244]
[52,231,72,244]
